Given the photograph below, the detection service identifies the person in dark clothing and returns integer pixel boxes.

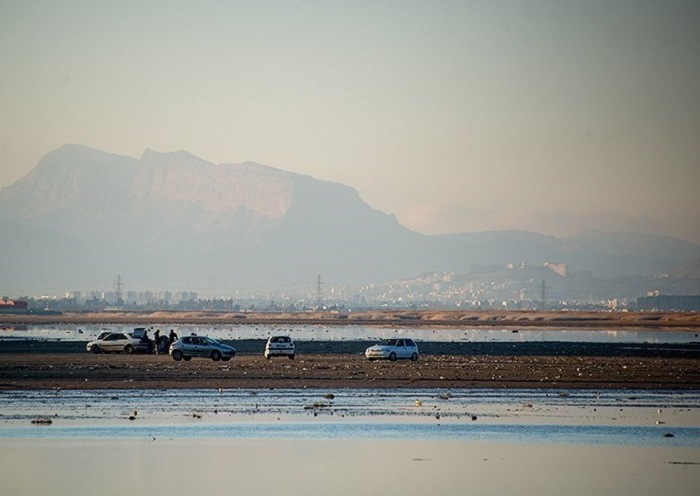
[153,329,161,354]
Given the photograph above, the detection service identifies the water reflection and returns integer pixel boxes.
[2,324,699,344]
[2,388,699,433]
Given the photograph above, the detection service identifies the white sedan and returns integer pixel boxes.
[86,332,150,354]
[365,338,419,361]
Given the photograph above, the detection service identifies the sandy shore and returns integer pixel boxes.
[1,352,698,390]
[3,311,698,496]
[2,311,698,390]
[3,309,700,329]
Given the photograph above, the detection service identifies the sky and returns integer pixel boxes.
[1,0,699,243]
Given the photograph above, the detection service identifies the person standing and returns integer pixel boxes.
[168,329,178,348]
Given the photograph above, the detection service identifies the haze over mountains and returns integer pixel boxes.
[1,144,699,296]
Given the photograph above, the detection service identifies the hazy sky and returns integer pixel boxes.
[1,0,699,243]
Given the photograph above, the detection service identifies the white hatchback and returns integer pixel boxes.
[264,335,295,360]
[365,338,419,361]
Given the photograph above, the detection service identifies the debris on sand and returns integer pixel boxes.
[31,418,53,425]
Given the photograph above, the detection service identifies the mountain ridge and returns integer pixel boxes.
[1,144,698,294]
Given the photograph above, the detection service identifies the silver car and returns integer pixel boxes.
[169,335,235,362]
[86,332,150,354]
[365,338,419,361]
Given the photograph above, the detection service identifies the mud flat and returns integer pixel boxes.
[1,352,698,391]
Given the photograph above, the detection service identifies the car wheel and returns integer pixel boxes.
[411,352,419,362]
[211,350,222,361]
[124,344,135,354]
[172,350,183,361]
[389,352,397,361]
[91,345,101,354]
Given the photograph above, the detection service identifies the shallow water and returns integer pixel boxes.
[3,421,700,447]
[2,388,699,447]
[2,388,699,496]
[2,438,698,496]
[2,323,699,343]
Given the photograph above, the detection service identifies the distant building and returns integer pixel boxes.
[637,294,700,311]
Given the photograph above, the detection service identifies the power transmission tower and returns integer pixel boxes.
[115,274,124,305]
[540,279,547,310]
[316,274,323,310]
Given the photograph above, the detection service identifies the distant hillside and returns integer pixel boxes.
[1,144,698,294]
[668,257,700,279]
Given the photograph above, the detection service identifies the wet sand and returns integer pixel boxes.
[1,352,698,390]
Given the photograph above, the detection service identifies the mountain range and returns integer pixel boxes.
[1,144,699,296]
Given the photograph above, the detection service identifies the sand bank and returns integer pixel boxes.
[3,309,700,329]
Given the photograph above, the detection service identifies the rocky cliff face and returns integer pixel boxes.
[0,144,420,290]
[134,149,295,219]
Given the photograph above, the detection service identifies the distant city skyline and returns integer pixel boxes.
[1,1,699,243]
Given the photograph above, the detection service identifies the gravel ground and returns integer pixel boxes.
[1,340,698,390]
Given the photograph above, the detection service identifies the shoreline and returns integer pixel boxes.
[2,313,698,391]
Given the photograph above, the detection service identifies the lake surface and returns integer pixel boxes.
[2,388,699,496]
[2,323,699,344]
